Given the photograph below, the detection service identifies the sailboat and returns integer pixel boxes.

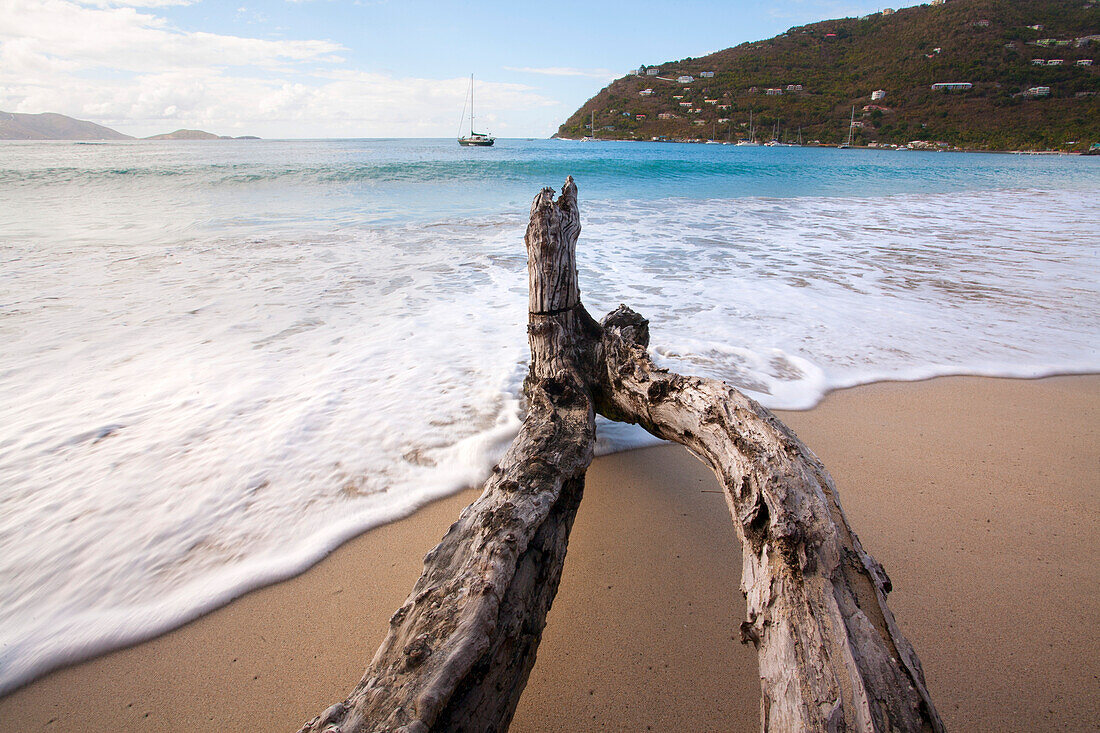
[838,106,855,149]
[765,119,779,146]
[458,74,494,147]
[581,111,596,142]
[736,109,762,146]
[766,119,794,146]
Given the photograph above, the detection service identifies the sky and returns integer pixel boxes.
[0,0,923,138]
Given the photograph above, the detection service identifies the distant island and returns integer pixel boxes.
[144,129,260,140]
[0,112,132,141]
[0,112,259,141]
[556,0,1099,151]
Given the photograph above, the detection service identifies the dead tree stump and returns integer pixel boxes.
[298,178,945,733]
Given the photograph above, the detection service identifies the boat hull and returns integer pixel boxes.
[459,136,494,147]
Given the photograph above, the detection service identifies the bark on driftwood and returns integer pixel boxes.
[299,178,945,732]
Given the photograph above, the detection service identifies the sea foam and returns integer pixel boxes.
[1,140,1097,695]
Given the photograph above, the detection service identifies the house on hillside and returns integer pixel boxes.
[677,75,694,83]
[765,88,783,95]
[931,82,973,91]
[974,19,991,27]
[1032,58,1046,65]
[871,89,886,100]
[1024,86,1051,96]
[1047,59,1064,65]
[881,8,895,15]
[658,112,677,120]
[1029,24,1044,31]
[787,84,803,91]
[700,71,715,78]
[1077,59,1093,66]
[647,68,660,76]
[639,89,654,96]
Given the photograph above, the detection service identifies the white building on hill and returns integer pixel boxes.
[931,82,972,91]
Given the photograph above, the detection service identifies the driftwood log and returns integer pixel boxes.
[299,178,945,733]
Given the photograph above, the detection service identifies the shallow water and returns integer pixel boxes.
[1,138,1098,693]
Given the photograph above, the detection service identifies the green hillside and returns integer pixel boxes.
[556,0,1100,151]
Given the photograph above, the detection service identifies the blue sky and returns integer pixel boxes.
[0,0,921,138]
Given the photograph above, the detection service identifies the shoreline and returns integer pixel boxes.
[1,374,1097,731]
[3,366,1091,700]
[552,135,1093,154]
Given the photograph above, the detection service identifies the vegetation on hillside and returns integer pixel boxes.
[556,0,1100,151]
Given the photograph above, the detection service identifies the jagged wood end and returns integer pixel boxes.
[596,306,945,733]
[297,180,598,733]
[298,179,945,733]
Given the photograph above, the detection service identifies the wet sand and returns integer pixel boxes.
[1,375,1097,732]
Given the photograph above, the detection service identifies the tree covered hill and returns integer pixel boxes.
[556,0,1099,150]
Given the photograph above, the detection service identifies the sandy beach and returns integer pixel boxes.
[1,375,1097,732]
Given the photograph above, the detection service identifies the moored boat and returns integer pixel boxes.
[736,109,762,146]
[458,74,494,147]
[838,106,855,149]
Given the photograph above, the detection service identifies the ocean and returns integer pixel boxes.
[1,138,1097,694]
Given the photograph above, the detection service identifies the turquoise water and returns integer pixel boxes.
[1,138,1098,694]
[3,138,1097,228]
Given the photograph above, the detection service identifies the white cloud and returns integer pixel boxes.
[0,0,344,72]
[78,0,194,6]
[505,66,619,80]
[0,0,556,137]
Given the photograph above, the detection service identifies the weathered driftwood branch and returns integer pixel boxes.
[596,307,943,732]
[299,178,944,732]
[297,179,598,733]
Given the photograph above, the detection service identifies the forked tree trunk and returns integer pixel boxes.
[299,178,945,733]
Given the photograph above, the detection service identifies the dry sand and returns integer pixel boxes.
[0,375,1096,732]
